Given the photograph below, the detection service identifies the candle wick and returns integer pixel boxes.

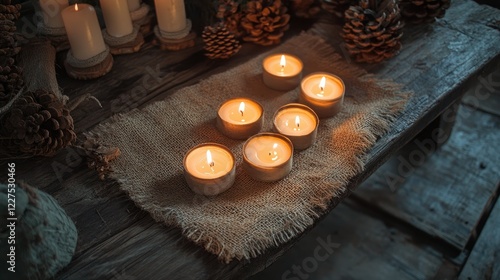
[240,110,244,116]
[280,65,284,72]
[209,161,215,172]
[320,87,324,94]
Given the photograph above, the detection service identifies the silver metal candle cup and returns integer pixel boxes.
[262,54,303,91]
[298,72,345,118]
[216,98,264,140]
[242,133,294,182]
[183,143,236,196]
[273,103,319,150]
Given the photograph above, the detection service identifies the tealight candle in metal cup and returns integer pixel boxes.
[183,143,236,196]
[273,103,319,150]
[216,98,264,140]
[299,72,345,118]
[242,133,293,182]
[262,54,303,91]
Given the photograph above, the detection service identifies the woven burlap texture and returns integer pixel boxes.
[90,33,411,263]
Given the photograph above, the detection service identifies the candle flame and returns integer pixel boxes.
[206,150,214,168]
[295,115,300,128]
[239,102,245,116]
[280,55,286,71]
[319,76,326,93]
[75,3,79,11]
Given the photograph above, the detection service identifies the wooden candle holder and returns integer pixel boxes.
[103,26,144,55]
[153,20,196,51]
[64,46,114,80]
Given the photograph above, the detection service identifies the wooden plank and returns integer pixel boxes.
[252,199,460,280]
[462,58,500,117]
[354,104,500,250]
[459,198,500,280]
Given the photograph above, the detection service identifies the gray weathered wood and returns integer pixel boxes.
[459,198,500,280]
[253,199,461,280]
[354,104,500,250]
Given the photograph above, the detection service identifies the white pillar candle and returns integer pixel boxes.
[299,72,345,118]
[127,0,141,12]
[183,143,236,196]
[262,54,303,91]
[100,0,134,37]
[154,0,186,33]
[243,133,293,182]
[273,103,319,150]
[62,4,107,60]
[216,98,263,140]
[39,0,69,28]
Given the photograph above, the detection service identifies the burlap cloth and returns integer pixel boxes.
[90,33,412,262]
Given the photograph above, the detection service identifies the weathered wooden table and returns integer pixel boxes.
[4,0,500,279]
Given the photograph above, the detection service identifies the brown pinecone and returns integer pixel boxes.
[401,0,451,24]
[342,0,404,63]
[321,0,354,19]
[81,136,121,180]
[202,23,242,59]
[240,0,291,46]
[0,0,22,106]
[2,90,76,156]
[290,0,321,18]
[216,0,245,38]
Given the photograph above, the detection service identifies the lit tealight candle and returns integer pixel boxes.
[216,98,263,140]
[39,0,69,29]
[154,0,187,33]
[62,3,107,60]
[299,72,345,118]
[273,103,319,150]
[183,143,236,196]
[262,54,303,91]
[243,133,293,182]
[100,0,134,37]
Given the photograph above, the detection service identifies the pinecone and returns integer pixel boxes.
[342,0,404,63]
[400,0,451,24]
[240,0,291,46]
[0,0,22,106]
[321,0,354,19]
[2,90,76,156]
[216,0,245,38]
[290,0,321,18]
[81,136,121,180]
[202,23,242,59]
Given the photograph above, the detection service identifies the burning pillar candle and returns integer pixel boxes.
[216,98,263,140]
[62,3,107,60]
[299,72,345,118]
[183,143,236,196]
[154,0,186,33]
[39,0,69,28]
[243,133,293,182]
[262,54,303,91]
[100,0,134,37]
[273,103,319,150]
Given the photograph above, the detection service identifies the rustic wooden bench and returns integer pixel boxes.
[3,0,499,278]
